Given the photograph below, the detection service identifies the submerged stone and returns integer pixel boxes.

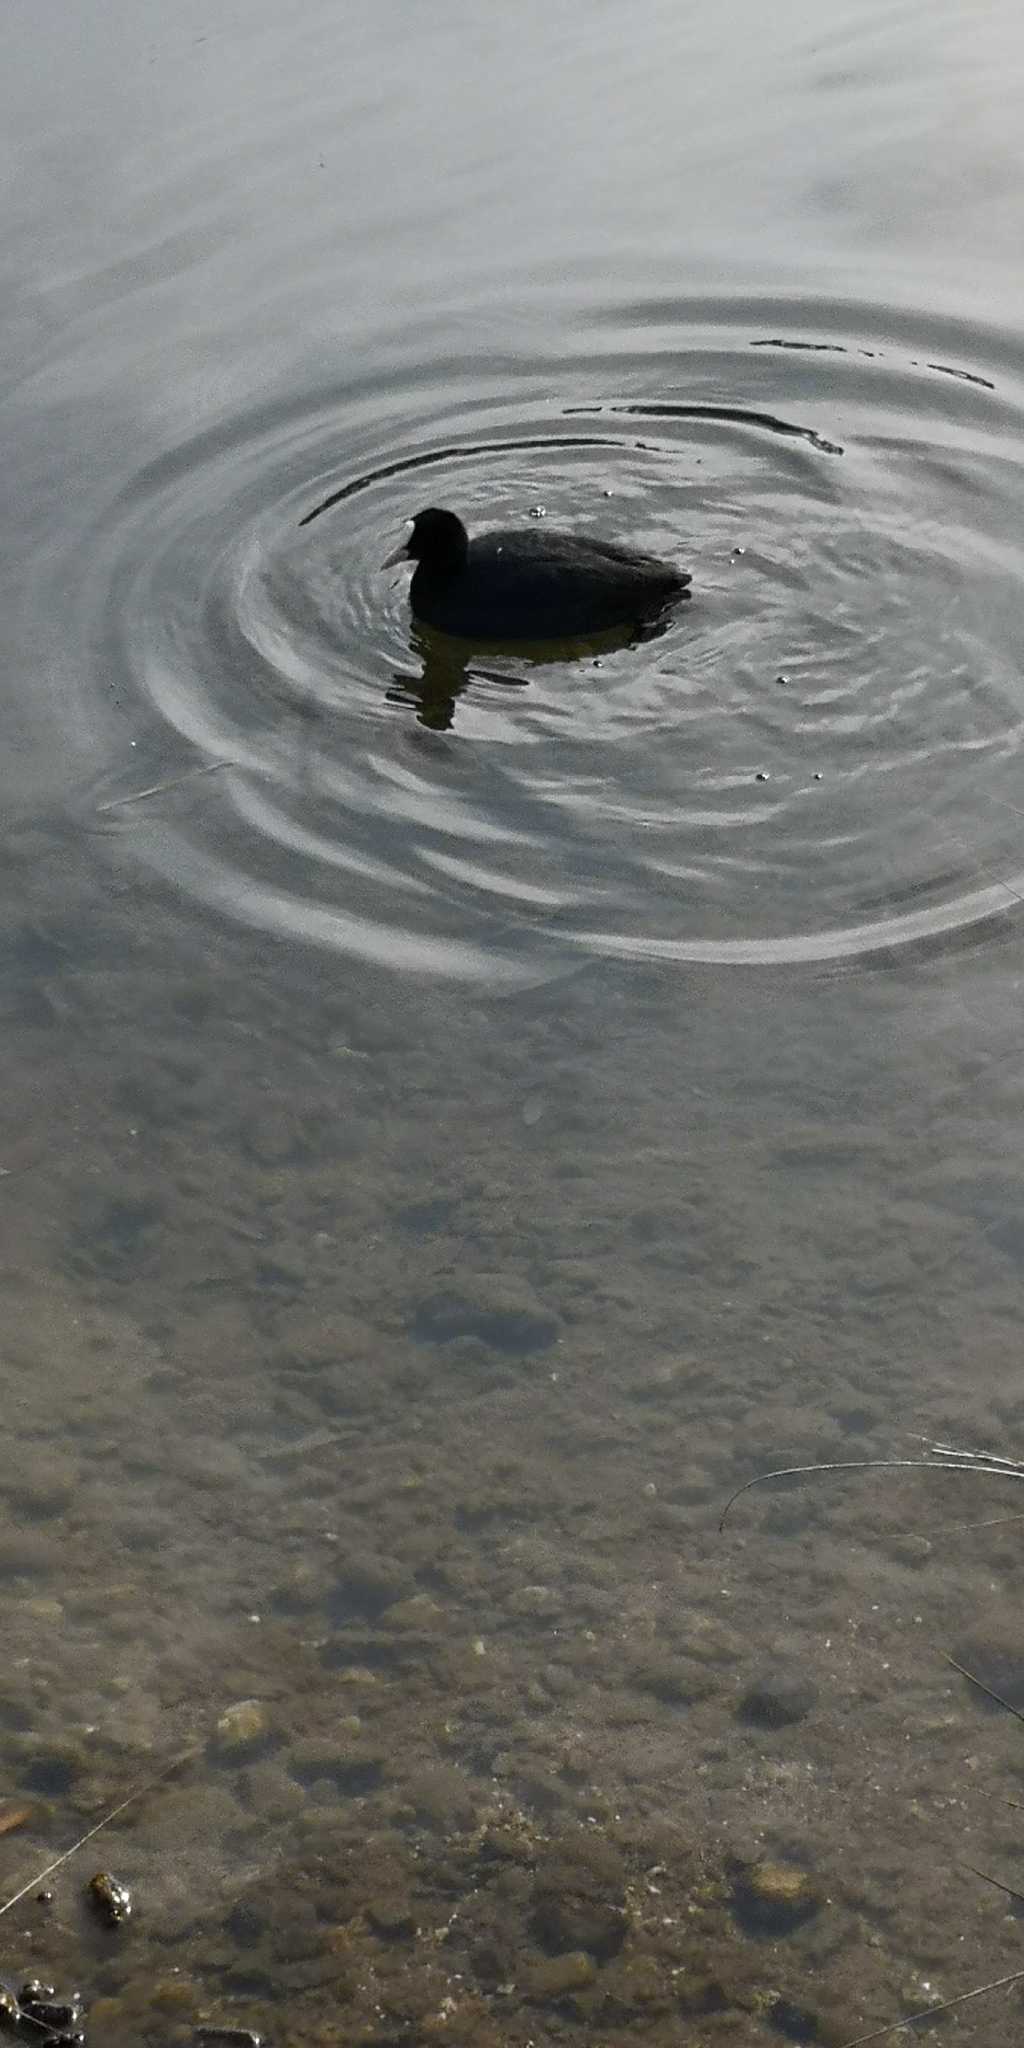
[526,1951,596,1998]
[533,1832,627,1959]
[88,1869,133,1925]
[737,1667,816,1729]
[215,1700,269,1758]
[731,1859,819,1934]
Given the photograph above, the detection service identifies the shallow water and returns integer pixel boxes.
[3,2,1024,2042]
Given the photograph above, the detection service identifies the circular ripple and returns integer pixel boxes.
[49,300,1024,978]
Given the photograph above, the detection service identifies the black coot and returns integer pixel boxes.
[383,506,691,641]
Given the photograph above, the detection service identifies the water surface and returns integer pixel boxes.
[3,2,1024,2041]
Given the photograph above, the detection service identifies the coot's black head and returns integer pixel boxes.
[384,507,469,573]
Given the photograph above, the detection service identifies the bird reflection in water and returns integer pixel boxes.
[386,614,673,732]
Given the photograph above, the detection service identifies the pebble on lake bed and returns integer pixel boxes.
[526,1950,597,1998]
[629,1651,715,1707]
[380,1592,445,1631]
[737,1667,816,1728]
[405,1762,478,1834]
[508,1584,563,1620]
[2,1457,80,1519]
[215,1700,269,1757]
[286,1731,385,1794]
[731,1859,819,1933]
[14,1734,87,1795]
[532,1831,628,1960]
[194,2029,264,2048]
[88,1869,133,1926]
[20,1597,65,1627]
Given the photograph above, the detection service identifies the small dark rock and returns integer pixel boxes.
[533,1831,627,1960]
[676,1973,729,2016]
[195,2030,264,2048]
[470,1940,510,1987]
[525,1951,596,1999]
[273,1957,342,1993]
[242,1107,308,1167]
[406,1764,477,1834]
[287,1734,384,1794]
[482,1823,534,1863]
[770,1996,821,2041]
[224,1902,268,1949]
[365,1890,417,1940]
[17,1740,86,1797]
[737,1668,816,1729]
[87,1870,132,1925]
[630,1652,713,1706]
[21,2004,81,2032]
[410,1288,558,1357]
[330,1553,410,1621]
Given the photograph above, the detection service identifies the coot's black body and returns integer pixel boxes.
[384,507,691,641]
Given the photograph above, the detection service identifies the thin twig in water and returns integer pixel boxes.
[919,1510,1024,1536]
[838,1966,1024,2047]
[963,1863,1024,1910]
[96,762,232,813]
[719,1442,1024,2043]
[9,2006,60,2037]
[944,1653,1024,1728]
[920,1436,1024,1472]
[718,1451,1024,1532]
[0,1744,198,1920]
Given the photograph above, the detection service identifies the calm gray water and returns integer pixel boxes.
[3,2,1024,2041]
